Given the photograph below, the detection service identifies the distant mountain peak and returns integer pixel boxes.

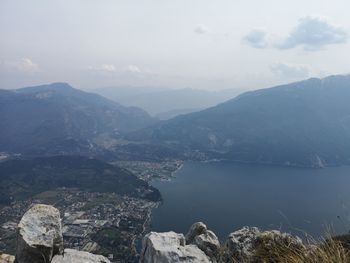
[16,82,75,95]
[45,82,74,90]
[0,83,156,156]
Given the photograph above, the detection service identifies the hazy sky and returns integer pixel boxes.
[1,0,350,90]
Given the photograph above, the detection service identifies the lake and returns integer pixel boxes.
[150,161,350,240]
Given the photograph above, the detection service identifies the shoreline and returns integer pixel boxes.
[138,160,184,251]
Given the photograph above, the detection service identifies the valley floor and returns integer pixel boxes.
[0,159,182,263]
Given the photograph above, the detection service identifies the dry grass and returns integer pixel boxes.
[222,233,350,263]
[254,237,350,263]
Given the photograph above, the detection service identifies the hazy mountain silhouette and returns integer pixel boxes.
[0,83,156,155]
[128,75,350,167]
[94,87,244,119]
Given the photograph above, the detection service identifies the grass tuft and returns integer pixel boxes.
[221,232,350,263]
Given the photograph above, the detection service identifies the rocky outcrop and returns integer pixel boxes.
[224,227,305,262]
[15,204,63,263]
[186,222,220,262]
[224,226,260,262]
[12,205,112,263]
[7,204,309,263]
[0,254,15,263]
[141,231,211,263]
[141,223,306,263]
[141,222,221,263]
[186,222,208,244]
[51,249,110,263]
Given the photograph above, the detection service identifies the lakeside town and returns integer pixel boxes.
[115,160,183,182]
[0,160,182,263]
[0,189,157,262]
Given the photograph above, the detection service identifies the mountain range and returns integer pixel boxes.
[2,76,350,167]
[0,83,156,156]
[128,75,350,167]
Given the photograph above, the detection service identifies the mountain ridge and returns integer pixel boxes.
[0,82,157,156]
[0,155,161,204]
[127,75,350,167]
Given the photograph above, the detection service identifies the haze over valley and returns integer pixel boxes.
[94,86,245,119]
[1,1,350,263]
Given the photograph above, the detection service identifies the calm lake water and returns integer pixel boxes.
[151,161,350,240]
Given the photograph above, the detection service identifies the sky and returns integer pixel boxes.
[1,0,350,91]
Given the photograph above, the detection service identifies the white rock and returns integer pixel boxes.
[0,253,15,263]
[186,222,220,262]
[194,230,220,261]
[141,231,211,263]
[51,249,110,263]
[186,222,207,244]
[16,204,63,263]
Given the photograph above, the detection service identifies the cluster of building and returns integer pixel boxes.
[0,189,158,262]
[0,152,8,162]
[0,152,21,162]
[0,159,183,262]
[116,160,183,181]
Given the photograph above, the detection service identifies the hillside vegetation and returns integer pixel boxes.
[128,75,350,167]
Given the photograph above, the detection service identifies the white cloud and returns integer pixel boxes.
[194,24,210,35]
[278,16,348,50]
[18,58,39,72]
[244,16,348,51]
[0,58,39,73]
[270,62,310,79]
[88,64,141,74]
[124,65,141,73]
[100,64,116,72]
[243,29,268,48]
[88,64,116,72]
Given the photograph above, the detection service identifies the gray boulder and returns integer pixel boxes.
[186,222,220,262]
[224,227,305,262]
[141,231,211,263]
[224,227,260,262]
[186,222,208,244]
[15,204,63,263]
[0,254,15,263]
[51,249,110,263]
